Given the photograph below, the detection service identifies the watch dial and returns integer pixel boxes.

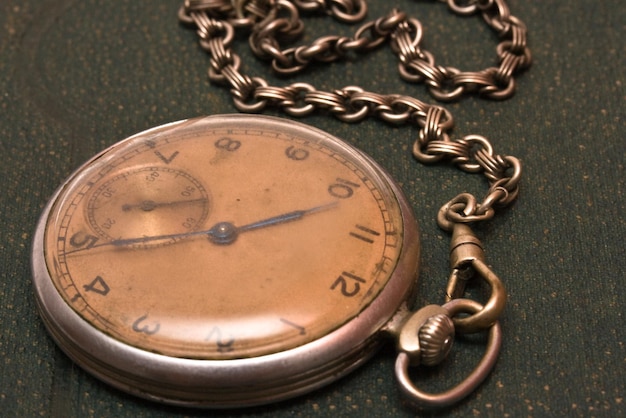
[43,116,408,359]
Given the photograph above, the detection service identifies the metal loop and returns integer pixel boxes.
[494,52,518,86]
[486,157,521,206]
[437,193,495,230]
[178,5,195,25]
[375,9,408,33]
[310,35,344,62]
[480,0,511,35]
[232,76,268,112]
[407,59,445,89]
[480,72,516,99]
[292,0,325,13]
[335,105,369,123]
[473,148,504,180]
[452,70,495,94]
[391,18,424,57]
[260,0,303,35]
[499,155,522,190]
[261,39,293,67]
[390,95,429,120]
[398,50,435,84]
[206,36,235,71]
[353,20,389,51]
[450,193,478,217]
[412,132,449,164]
[349,90,387,110]
[445,0,480,16]
[385,95,429,125]
[422,106,455,140]
[221,64,250,94]
[446,203,495,225]
[304,90,348,114]
[446,261,507,333]
[425,139,470,162]
[332,86,370,122]
[334,35,371,54]
[378,108,410,124]
[395,299,502,409]
[233,0,272,24]
[328,0,368,22]
[428,66,466,102]
[476,0,495,11]
[497,40,532,70]
[352,94,408,124]
[497,182,519,205]
[208,54,242,84]
[477,186,508,215]
[187,0,232,13]
[271,47,308,75]
[199,17,234,47]
[254,85,295,105]
[283,83,317,116]
[251,19,293,58]
[507,21,528,54]
[456,134,494,173]
[293,39,331,61]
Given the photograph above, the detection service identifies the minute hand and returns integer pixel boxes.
[207,201,338,245]
[238,202,338,232]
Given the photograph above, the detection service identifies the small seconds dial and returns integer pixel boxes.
[87,166,210,246]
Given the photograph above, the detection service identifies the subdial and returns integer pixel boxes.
[86,166,210,246]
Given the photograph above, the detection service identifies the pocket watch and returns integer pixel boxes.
[32,114,420,406]
[32,0,530,409]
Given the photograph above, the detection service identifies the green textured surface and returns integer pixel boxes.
[1,1,624,417]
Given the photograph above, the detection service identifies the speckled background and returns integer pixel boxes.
[1,1,624,417]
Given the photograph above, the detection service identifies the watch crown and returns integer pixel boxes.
[418,314,455,366]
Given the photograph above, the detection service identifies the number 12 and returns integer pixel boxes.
[330,271,366,297]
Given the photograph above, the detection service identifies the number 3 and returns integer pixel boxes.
[132,315,160,335]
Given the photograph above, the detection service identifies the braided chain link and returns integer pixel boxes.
[179,0,530,227]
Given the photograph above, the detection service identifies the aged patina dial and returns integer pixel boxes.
[32,114,419,406]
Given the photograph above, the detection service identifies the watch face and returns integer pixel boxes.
[33,115,419,404]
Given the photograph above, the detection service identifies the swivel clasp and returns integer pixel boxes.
[445,223,507,333]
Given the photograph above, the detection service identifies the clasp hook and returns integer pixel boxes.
[445,223,507,333]
[394,299,502,409]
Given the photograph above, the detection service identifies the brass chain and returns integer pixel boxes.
[179,0,529,228]
[179,0,531,406]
